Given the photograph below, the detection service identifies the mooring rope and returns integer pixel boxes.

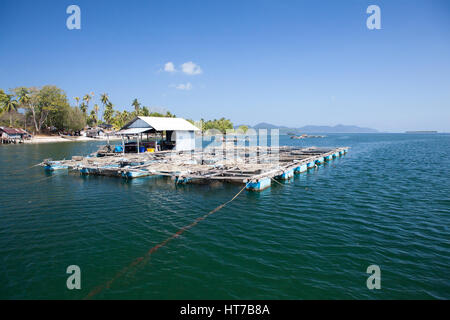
[7,163,41,175]
[9,173,55,188]
[270,177,284,186]
[84,182,250,299]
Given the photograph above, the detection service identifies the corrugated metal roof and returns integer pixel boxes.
[122,117,200,132]
[116,127,153,135]
[0,127,28,135]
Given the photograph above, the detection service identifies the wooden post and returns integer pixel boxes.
[137,134,140,154]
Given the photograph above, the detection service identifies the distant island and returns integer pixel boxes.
[235,123,379,134]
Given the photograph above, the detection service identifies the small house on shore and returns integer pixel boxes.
[0,127,30,144]
[116,116,200,153]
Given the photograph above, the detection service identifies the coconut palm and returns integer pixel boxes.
[103,102,114,124]
[2,95,19,126]
[18,90,30,107]
[82,93,92,112]
[80,102,88,115]
[100,93,109,105]
[132,98,140,115]
[100,93,109,122]
[93,104,99,125]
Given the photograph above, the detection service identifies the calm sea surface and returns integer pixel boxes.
[0,133,449,299]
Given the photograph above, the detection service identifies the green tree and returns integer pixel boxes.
[100,93,109,105]
[237,125,248,133]
[27,85,70,133]
[1,94,19,126]
[93,104,100,125]
[165,111,176,118]
[66,107,86,131]
[82,93,92,115]
[0,89,9,113]
[202,118,233,134]
[103,102,114,124]
[40,86,71,131]
[80,102,87,115]
[112,110,133,129]
[132,98,140,115]
[87,110,97,127]
[141,106,150,116]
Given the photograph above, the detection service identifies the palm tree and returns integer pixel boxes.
[93,104,99,125]
[80,102,87,115]
[74,97,80,108]
[16,88,31,130]
[132,98,140,115]
[100,93,109,105]
[82,93,92,112]
[100,93,109,122]
[103,102,114,124]
[2,95,19,126]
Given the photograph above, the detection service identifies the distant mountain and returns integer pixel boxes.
[245,123,378,133]
[252,122,288,130]
[297,124,378,133]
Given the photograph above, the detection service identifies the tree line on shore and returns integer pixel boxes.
[0,85,246,134]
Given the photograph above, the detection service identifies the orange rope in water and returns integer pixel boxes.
[84,182,250,299]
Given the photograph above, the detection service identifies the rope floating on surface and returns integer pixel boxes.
[84,182,250,299]
[8,173,55,188]
[5,163,41,175]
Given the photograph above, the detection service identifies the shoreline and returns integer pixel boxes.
[22,135,122,144]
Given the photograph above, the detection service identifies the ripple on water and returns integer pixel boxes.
[0,134,449,299]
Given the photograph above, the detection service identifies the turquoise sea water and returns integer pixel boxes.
[0,133,449,299]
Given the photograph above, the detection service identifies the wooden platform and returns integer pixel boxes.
[40,146,349,191]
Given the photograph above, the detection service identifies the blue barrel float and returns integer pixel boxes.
[294,164,308,173]
[307,162,315,169]
[315,157,324,165]
[277,168,294,180]
[246,177,271,191]
[325,154,333,161]
[44,161,68,171]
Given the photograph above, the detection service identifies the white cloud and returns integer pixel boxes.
[171,82,192,91]
[164,62,175,72]
[181,61,202,75]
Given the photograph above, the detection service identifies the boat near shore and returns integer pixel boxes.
[60,134,80,141]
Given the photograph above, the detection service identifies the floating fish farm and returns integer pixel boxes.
[40,145,349,191]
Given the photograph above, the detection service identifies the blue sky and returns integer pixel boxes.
[0,0,449,132]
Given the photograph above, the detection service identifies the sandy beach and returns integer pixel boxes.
[23,135,122,144]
